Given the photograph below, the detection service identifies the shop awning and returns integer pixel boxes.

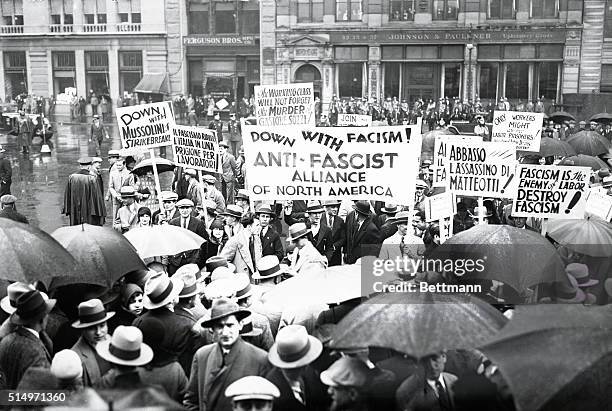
[134,73,170,95]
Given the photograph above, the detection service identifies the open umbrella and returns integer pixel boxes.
[547,217,612,257]
[124,225,206,259]
[131,157,175,177]
[49,224,147,290]
[566,130,611,156]
[433,225,568,293]
[558,154,609,170]
[535,137,576,158]
[480,304,612,411]
[548,111,575,123]
[330,292,507,359]
[0,219,80,286]
[589,112,612,124]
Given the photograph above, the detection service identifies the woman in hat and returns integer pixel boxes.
[108,283,144,332]
[137,206,152,228]
[200,218,228,265]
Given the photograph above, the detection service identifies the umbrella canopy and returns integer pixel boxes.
[50,224,147,289]
[330,292,507,359]
[589,112,612,124]
[548,111,575,123]
[566,130,611,156]
[547,217,612,257]
[433,225,568,293]
[131,157,176,177]
[124,225,206,259]
[535,137,576,158]
[0,219,80,286]
[558,154,609,170]
[480,304,612,411]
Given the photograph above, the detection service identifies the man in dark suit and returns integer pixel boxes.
[219,142,238,205]
[321,200,346,266]
[168,198,210,274]
[344,201,382,264]
[265,325,330,411]
[0,195,28,224]
[396,351,458,411]
[256,205,284,262]
[285,201,334,263]
[0,290,55,389]
[184,298,270,411]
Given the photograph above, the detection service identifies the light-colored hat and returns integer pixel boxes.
[221,204,244,219]
[235,189,250,201]
[602,175,612,188]
[51,350,83,381]
[176,198,195,208]
[320,357,371,388]
[390,211,411,225]
[323,200,342,207]
[178,273,199,299]
[160,191,178,201]
[1,282,35,314]
[142,272,183,310]
[255,205,275,216]
[287,223,310,242]
[108,149,121,158]
[306,201,325,213]
[200,298,250,328]
[234,274,254,300]
[253,255,292,280]
[71,298,115,329]
[415,179,429,189]
[92,156,103,164]
[96,326,153,367]
[268,325,323,369]
[469,206,492,218]
[225,376,280,402]
[204,267,242,299]
[565,263,598,288]
[120,186,136,198]
[185,168,197,177]
[175,263,205,284]
[202,174,217,184]
[78,157,92,165]
[381,203,400,214]
[0,194,16,205]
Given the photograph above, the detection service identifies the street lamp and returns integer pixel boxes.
[466,43,474,103]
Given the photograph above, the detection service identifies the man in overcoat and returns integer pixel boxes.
[344,201,381,264]
[62,157,106,226]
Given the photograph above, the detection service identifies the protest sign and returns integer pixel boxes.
[425,192,455,222]
[492,110,544,152]
[172,125,220,173]
[584,189,612,221]
[117,102,175,150]
[241,120,422,203]
[254,83,315,127]
[337,114,372,127]
[509,165,590,219]
[433,135,482,188]
[444,141,516,198]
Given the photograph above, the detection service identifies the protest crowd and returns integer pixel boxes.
[0,83,611,411]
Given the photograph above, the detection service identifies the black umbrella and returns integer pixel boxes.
[566,130,611,156]
[589,112,612,124]
[549,111,575,123]
[131,157,176,177]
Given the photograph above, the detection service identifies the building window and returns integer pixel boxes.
[97,14,106,24]
[479,62,498,99]
[297,0,323,23]
[4,51,27,98]
[338,63,363,97]
[52,51,76,96]
[531,0,558,18]
[64,14,73,24]
[505,63,529,99]
[119,51,142,96]
[54,52,75,69]
[601,64,612,92]
[384,63,401,99]
[241,5,259,34]
[336,0,362,21]
[606,0,612,38]
[390,0,415,21]
[488,0,515,19]
[537,62,558,99]
[444,63,461,97]
[51,14,61,24]
[86,52,109,96]
[84,14,94,24]
[132,13,141,23]
[433,0,458,20]
[188,11,209,34]
[1,0,23,25]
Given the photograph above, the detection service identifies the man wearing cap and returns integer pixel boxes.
[285,201,334,263]
[209,112,224,142]
[108,149,121,171]
[344,201,382,264]
[265,325,329,411]
[203,174,226,212]
[379,211,425,276]
[89,115,109,157]
[12,110,34,154]
[153,190,180,224]
[184,298,271,411]
[168,198,210,274]
[0,194,28,224]
[0,145,11,197]
[114,186,140,233]
[108,157,136,220]
[63,157,106,226]
[321,200,346,267]
[257,205,284,263]
[320,357,373,411]
[184,169,203,208]
[235,189,250,213]
[225,376,280,411]
[70,299,115,386]
[0,290,55,389]
[220,141,238,205]
[287,223,328,274]
[220,211,263,278]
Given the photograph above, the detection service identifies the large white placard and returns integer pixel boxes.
[492,110,544,152]
[116,102,175,150]
[172,125,220,173]
[241,121,423,203]
[584,189,612,221]
[254,83,315,127]
[433,135,483,188]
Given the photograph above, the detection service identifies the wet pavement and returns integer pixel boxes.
[0,118,171,233]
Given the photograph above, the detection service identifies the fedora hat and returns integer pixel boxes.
[204,267,243,300]
[565,263,598,288]
[201,298,250,328]
[225,376,280,402]
[555,276,585,303]
[235,189,249,201]
[221,205,243,219]
[253,255,292,280]
[184,168,197,177]
[235,274,254,300]
[469,206,492,218]
[51,349,83,382]
[108,149,120,158]
[175,263,205,283]
[160,191,178,201]
[390,211,411,225]
[202,174,217,184]
[96,326,153,367]
[381,203,400,214]
[120,186,136,198]
[323,199,341,207]
[219,141,229,148]
[352,201,371,216]
[255,205,274,216]
[78,157,92,165]
[178,273,199,299]
[205,256,236,275]
[287,223,310,242]
[176,198,195,208]
[13,290,56,325]
[306,201,325,214]
[415,179,429,189]
[320,357,371,388]
[268,325,323,369]
[142,273,183,310]
[239,315,263,337]
[72,299,115,329]
[1,282,35,314]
